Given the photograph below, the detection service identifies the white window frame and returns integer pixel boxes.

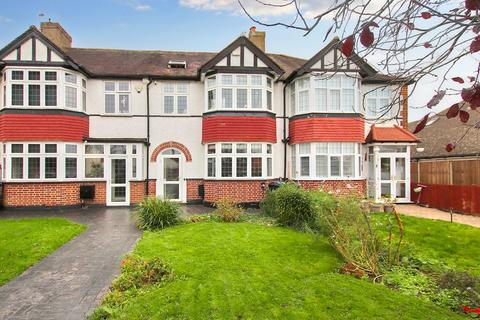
[205,142,273,180]
[103,81,131,115]
[162,82,189,115]
[364,85,393,119]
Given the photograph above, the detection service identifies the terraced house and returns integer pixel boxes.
[0,22,419,207]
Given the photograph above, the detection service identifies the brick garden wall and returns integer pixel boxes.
[203,180,271,203]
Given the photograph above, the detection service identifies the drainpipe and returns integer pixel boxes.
[282,83,288,180]
[144,78,153,196]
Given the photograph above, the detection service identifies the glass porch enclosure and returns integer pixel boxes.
[368,144,411,203]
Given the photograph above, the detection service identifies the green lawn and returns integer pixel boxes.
[0,218,86,285]
[373,213,480,275]
[101,221,466,320]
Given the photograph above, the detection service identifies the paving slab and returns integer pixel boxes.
[397,204,480,228]
[0,207,141,320]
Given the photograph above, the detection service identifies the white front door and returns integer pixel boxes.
[107,158,130,206]
[157,150,185,202]
[378,154,410,202]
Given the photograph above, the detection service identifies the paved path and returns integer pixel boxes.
[397,204,480,228]
[0,207,141,320]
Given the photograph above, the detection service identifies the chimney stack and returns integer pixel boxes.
[40,22,72,50]
[248,26,266,52]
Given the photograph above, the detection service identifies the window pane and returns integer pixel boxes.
[82,91,87,112]
[207,158,216,177]
[251,75,262,86]
[343,155,355,177]
[316,155,328,177]
[12,84,23,106]
[110,145,127,154]
[177,96,187,114]
[330,156,341,177]
[65,86,77,109]
[267,91,272,110]
[45,85,57,106]
[366,98,377,117]
[11,158,23,179]
[267,77,272,88]
[65,158,77,178]
[207,76,216,88]
[267,144,272,154]
[105,82,115,91]
[208,89,216,110]
[267,158,272,176]
[298,90,309,112]
[85,158,104,178]
[236,75,247,85]
[221,75,233,85]
[342,89,355,112]
[132,158,137,178]
[299,143,310,154]
[163,83,174,93]
[82,79,87,89]
[12,71,24,80]
[300,156,309,176]
[65,73,77,84]
[221,143,232,153]
[315,88,327,112]
[119,94,129,113]
[251,89,262,108]
[221,158,232,177]
[105,94,115,113]
[251,157,262,177]
[207,144,216,154]
[236,89,247,109]
[177,83,188,94]
[85,145,104,154]
[236,143,247,153]
[164,96,174,114]
[330,89,340,111]
[222,88,233,108]
[251,143,262,153]
[290,91,295,114]
[236,157,247,177]
[28,144,40,153]
[11,144,23,153]
[45,144,57,153]
[28,71,40,81]
[316,143,327,154]
[328,143,342,154]
[45,72,57,81]
[342,143,356,154]
[28,158,40,179]
[118,81,130,91]
[45,157,57,179]
[132,145,137,154]
[66,144,77,154]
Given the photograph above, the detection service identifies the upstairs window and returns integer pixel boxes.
[104,81,130,114]
[365,86,392,118]
[163,82,188,114]
[205,74,274,112]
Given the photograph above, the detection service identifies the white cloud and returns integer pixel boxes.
[0,16,12,23]
[133,4,151,11]
[179,0,332,18]
[114,0,152,12]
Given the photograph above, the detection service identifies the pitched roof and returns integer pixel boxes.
[366,124,419,143]
[409,106,480,159]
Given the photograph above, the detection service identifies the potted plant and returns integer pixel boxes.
[383,196,396,213]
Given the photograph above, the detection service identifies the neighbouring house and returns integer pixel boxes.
[0,22,419,207]
[410,107,480,215]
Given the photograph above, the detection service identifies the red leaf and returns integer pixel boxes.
[421,12,432,19]
[470,36,480,53]
[413,114,429,134]
[365,21,379,28]
[474,25,480,34]
[461,84,480,108]
[341,36,354,57]
[459,110,470,123]
[466,0,480,10]
[360,27,374,47]
[452,77,464,84]
[446,103,460,118]
[427,90,445,108]
[445,143,455,152]
[423,42,432,48]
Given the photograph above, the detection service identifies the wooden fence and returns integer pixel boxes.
[411,158,480,215]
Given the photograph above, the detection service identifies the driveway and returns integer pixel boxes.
[0,207,141,320]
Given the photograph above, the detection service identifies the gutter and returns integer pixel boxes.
[145,78,153,196]
[282,84,288,179]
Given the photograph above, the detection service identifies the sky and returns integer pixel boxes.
[0,0,474,122]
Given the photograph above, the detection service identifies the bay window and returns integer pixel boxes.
[290,74,359,115]
[206,142,273,179]
[205,74,274,111]
[293,142,362,179]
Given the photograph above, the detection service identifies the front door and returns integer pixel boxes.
[379,155,409,202]
[108,158,130,206]
[157,150,184,201]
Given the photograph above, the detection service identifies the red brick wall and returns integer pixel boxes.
[298,180,366,197]
[187,179,203,202]
[130,181,146,204]
[3,181,106,207]
[203,180,270,203]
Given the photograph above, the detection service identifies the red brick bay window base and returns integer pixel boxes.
[203,180,271,204]
[298,180,367,197]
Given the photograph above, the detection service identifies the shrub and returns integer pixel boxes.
[260,190,278,217]
[134,197,180,230]
[273,183,317,231]
[214,198,244,222]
